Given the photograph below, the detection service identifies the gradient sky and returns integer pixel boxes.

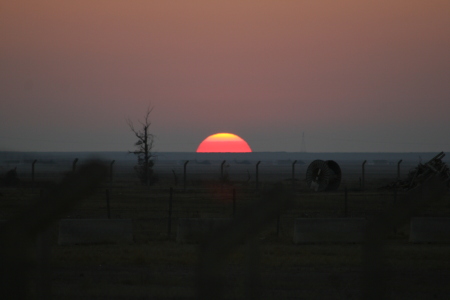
[1,1,449,152]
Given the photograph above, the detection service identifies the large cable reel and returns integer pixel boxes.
[305,160,342,192]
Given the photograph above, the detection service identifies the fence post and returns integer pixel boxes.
[172,169,178,186]
[393,188,397,207]
[232,188,236,217]
[221,160,226,181]
[31,159,37,184]
[397,159,403,180]
[276,215,280,237]
[291,160,297,190]
[168,187,173,237]
[106,189,111,219]
[393,189,397,233]
[72,158,78,172]
[109,160,115,183]
[344,187,348,217]
[361,160,367,191]
[183,160,189,191]
[255,161,261,190]
[37,226,52,299]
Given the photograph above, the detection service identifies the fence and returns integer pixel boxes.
[1,159,450,298]
[1,156,426,188]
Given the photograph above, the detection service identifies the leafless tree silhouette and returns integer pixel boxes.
[127,107,156,185]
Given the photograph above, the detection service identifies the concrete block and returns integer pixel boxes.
[293,218,366,244]
[410,218,450,243]
[176,218,231,243]
[58,219,133,245]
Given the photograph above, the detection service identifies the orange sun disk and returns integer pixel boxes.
[196,133,252,153]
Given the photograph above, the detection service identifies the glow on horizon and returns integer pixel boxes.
[1,1,449,153]
[196,133,252,153]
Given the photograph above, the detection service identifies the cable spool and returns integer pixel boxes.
[306,160,342,192]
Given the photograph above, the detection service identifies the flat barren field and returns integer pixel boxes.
[1,164,450,299]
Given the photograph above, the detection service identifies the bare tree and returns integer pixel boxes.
[127,107,156,185]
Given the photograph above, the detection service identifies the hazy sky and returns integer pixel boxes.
[1,1,449,152]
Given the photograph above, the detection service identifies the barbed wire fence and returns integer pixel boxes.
[1,157,449,298]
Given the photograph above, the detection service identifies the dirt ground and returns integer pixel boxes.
[43,241,450,299]
[2,171,450,299]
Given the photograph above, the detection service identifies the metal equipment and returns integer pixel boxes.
[384,152,450,191]
[306,160,342,192]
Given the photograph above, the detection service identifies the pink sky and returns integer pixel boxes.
[1,1,449,152]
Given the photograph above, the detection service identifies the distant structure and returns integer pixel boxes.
[301,132,306,152]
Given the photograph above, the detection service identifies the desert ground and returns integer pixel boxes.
[1,157,450,299]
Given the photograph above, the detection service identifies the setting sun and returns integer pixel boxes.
[196,133,252,153]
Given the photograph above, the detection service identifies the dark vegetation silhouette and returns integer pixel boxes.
[127,107,157,185]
